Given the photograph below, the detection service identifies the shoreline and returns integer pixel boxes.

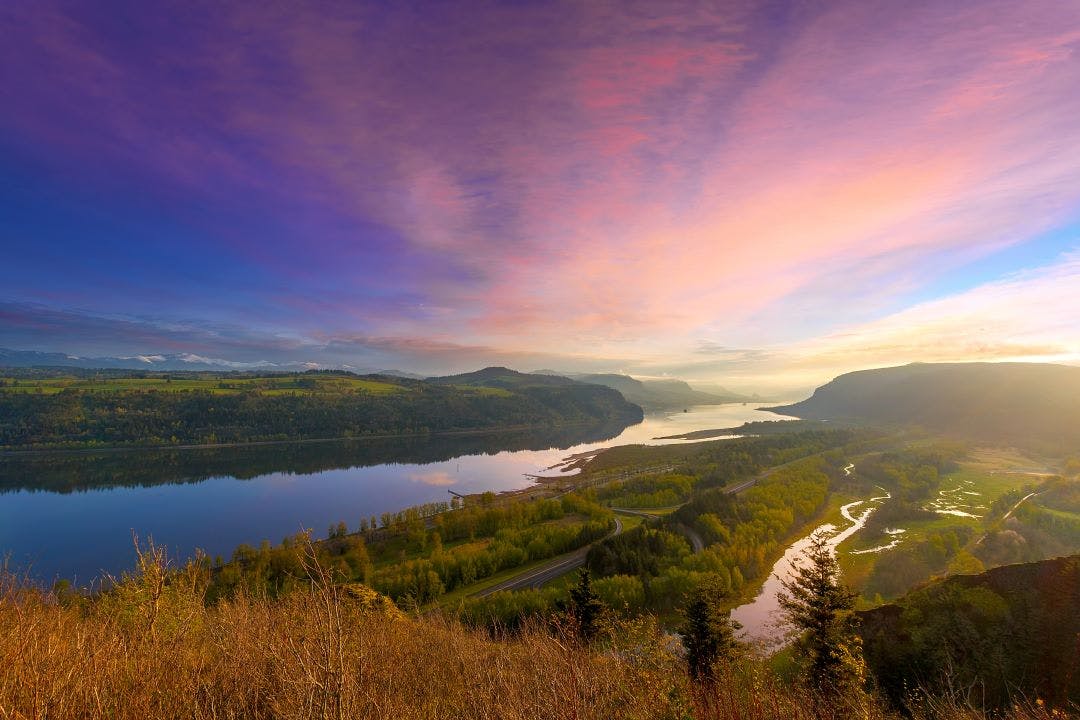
[0,419,634,458]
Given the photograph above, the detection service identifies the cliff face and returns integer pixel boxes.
[572,374,747,409]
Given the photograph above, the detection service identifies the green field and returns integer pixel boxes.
[1040,505,1080,522]
[837,449,1052,597]
[0,373,407,396]
[611,512,648,529]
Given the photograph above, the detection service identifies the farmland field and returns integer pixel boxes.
[0,373,407,396]
[837,447,1059,599]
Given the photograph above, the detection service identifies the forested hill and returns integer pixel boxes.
[570,373,747,409]
[768,362,1080,449]
[858,554,1080,709]
[529,370,748,409]
[0,368,642,450]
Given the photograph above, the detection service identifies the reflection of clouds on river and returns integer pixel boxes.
[850,538,903,555]
[408,471,457,487]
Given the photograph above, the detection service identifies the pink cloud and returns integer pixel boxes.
[5,0,1080,372]
[472,1,1080,358]
[408,471,457,487]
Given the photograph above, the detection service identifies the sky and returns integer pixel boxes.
[3,0,1080,395]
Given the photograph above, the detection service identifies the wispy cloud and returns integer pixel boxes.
[408,471,457,487]
[791,250,1080,367]
[2,1,1080,384]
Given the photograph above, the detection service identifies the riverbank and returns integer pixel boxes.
[727,491,856,647]
[2,405,792,582]
[0,420,614,456]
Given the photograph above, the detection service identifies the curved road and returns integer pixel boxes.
[471,516,623,597]
[610,507,706,553]
[467,453,826,596]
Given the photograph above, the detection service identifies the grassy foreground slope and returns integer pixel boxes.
[0,367,642,449]
[1,557,1068,720]
[769,362,1080,451]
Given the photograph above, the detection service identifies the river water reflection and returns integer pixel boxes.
[730,482,891,650]
[1,403,792,583]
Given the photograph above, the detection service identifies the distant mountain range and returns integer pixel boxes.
[531,370,750,409]
[0,347,423,377]
[769,362,1080,449]
[0,348,744,410]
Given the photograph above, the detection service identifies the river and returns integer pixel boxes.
[0,403,793,583]
[729,465,890,651]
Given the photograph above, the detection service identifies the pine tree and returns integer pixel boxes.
[678,576,741,681]
[568,568,605,642]
[777,531,866,698]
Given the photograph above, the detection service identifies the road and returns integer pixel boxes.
[610,507,706,553]
[608,506,665,519]
[471,516,623,597]
[1002,491,1041,520]
[466,453,822,596]
[672,522,705,552]
[975,490,1042,546]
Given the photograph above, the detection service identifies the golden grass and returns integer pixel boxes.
[0,544,1073,720]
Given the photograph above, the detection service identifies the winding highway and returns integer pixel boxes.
[471,516,624,597]
[465,453,828,596]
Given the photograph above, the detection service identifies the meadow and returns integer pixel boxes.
[0,373,407,396]
[837,447,1070,600]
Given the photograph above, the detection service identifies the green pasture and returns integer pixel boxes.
[0,374,407,396]
[837,457,1043,594]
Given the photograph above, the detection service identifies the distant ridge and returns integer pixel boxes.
[0,346,420,377]
[0,365,643,449]
[427,366,644,423]
[768,362,1080,449]
[429,366,584,388]
[530,370,748,409]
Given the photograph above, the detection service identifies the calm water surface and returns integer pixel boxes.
[1,403,792,583]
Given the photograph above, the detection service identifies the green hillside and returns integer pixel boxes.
[0,367,642,450]
[858,554,1080,709]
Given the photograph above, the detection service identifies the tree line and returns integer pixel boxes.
[205,492,613,606]
[0,376,641,449]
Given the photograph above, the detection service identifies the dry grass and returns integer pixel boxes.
[0,546,1073,720]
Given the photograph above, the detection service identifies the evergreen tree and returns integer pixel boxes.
[678,576,741,681]
[777,531,866,698]
[568,568,605,642]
